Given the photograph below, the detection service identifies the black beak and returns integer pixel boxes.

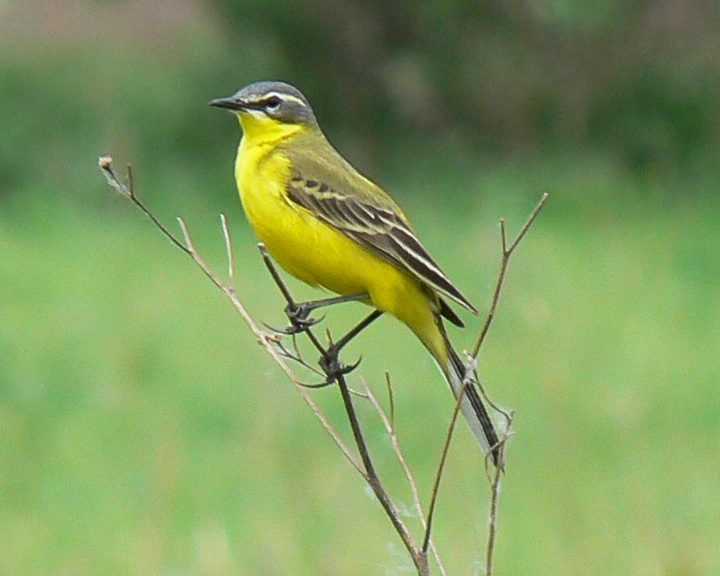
[209,96,244,110]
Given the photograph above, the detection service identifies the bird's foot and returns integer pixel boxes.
[273,302,325,335]
[319,345,363,385]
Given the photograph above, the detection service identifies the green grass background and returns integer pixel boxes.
[3,154,718,575]
[2,3,720,575]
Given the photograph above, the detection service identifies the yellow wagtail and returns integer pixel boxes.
[210,81,500,464]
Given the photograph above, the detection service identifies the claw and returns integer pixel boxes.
[262,321,306,336]
[342,355,363,375]
[285,302,323,323]
[262,313,324,335]
[262,321,292,335]
[284,301,304,320]
[279,302,326,334]
[297,379,337,389]
[319,351,363,383]
[293,313,325,329]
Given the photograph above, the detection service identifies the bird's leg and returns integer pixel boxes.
[319,309,383,382]
[258,243,370,334]
[259,240,377,387]
[284,292,369,333]
[259,242,381,383]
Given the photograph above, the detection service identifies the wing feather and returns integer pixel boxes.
[286,172,478,319]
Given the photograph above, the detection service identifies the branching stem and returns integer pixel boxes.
[471,193,548,358]
[98,155,547,576]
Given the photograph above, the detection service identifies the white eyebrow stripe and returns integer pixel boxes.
[265,91,306,107]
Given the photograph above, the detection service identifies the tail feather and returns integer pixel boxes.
[402,294,502,465]
[443,331,502,466]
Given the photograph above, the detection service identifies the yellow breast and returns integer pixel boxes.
[235,139,369,289]
[236,138,433,327]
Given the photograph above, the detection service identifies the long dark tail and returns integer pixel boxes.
[440,327,502,466]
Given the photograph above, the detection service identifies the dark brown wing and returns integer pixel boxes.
[286,172,477,325]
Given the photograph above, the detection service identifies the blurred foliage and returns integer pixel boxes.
[215,0,720,173]
[2,160,719,576]
[0,44,230,208]
[1,0,718,209]
[1,1,720,574]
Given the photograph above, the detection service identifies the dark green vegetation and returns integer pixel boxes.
[1,2,719,574]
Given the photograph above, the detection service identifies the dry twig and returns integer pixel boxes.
[98,155,546,576]
[98,156,360,471]
[421,193,548,575]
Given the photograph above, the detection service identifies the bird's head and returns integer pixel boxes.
[210,81,317,142]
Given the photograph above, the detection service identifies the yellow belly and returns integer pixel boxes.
[234,142,438,340]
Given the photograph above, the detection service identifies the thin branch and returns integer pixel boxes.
[99,156,190,256]
[448,193,545,573]
[335,372,429,576]
[97,156,361,474]
[99,157,428,573]
[258,244,330,357]
[259,251,429,574]
[271,335,325,378]
[422,378,467,554]
[485,413,514,576]
[220,214,235,284]
[99,156,547,576]
[363,378,447,576]
[471,192,549,358]
[385,372,396,433]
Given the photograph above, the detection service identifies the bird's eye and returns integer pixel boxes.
[264,96,281,110]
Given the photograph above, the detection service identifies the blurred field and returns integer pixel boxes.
[2,152,719,575]
[2,1,720,575]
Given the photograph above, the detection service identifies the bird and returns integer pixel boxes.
[210,81,500,464]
